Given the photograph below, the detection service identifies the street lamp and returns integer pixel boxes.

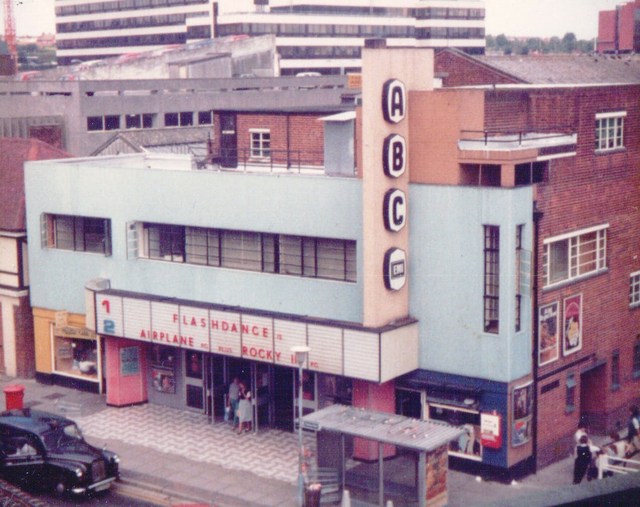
[292,345,311,507]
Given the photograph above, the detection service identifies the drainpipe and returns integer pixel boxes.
[531,203,544,474]
[286,113,291,170]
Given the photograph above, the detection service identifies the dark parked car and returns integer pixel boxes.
[0,408,119,495]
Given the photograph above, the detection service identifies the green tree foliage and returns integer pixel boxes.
[486,32,595,55]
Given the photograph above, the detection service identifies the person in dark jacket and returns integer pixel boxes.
[573,434,593,484]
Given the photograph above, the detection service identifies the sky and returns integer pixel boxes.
[0,0,629,38]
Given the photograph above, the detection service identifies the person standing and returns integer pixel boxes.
[237,389,253,434]
[228,377,240,429]
[573,435,593,484]
[626,405,640,457]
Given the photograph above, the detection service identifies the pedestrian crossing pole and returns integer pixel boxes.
[292,345,311,507]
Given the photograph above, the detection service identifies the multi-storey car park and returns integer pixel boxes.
[55,0,486,71]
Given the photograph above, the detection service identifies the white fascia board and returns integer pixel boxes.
[275,36,363,46]
[219,13,412,26]
[280,58,361,69]
[415,38,486,47]
[57,5,212,24]
[56,45,169,57]
[56,26,186,41]
[415,19,486,28]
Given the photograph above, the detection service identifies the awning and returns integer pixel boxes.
[301,404,463,452]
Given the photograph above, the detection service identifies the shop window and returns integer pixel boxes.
[543,225,607,287]
[53,335,98,381]
[483,225,499,333]
[630,271,640,307]
[150,345,176,394]
[566,373,576,413]
[42,214,111,255]
[595,111,625,152]
[428,404,482,461]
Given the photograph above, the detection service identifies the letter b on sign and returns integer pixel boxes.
[382,79,406,124]
[383,134,406,178]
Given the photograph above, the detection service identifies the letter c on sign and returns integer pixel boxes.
[383,134,406,178]
[383,189,406,232]
[382,79,406,124]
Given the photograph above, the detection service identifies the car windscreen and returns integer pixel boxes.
[41,423,84,451]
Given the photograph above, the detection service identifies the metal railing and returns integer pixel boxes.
[597,452,640,479]
[206,148,326,174]
[460,128,575,146]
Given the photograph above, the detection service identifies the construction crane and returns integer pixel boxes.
[3,0,17,72]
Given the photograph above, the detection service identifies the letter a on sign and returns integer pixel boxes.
[382,79,406,124]
[383,134,406,178]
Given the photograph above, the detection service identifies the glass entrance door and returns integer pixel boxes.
[184,351,205,412]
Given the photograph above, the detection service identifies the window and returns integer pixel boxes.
[87,115,120,131]
[595,111,625,151]
[543,225,607,287]
[140,222,356,281]
[126,113,154,129]
[250,129,271,159]
[164,112,194,127]
[612,350,620,391]
[198,110,213,125]
[630,271,640,307]
[484,225,499,333]
[43,214,111,255]
[633,342,640,379]
[515,225,523,332]
[566,373,576,413]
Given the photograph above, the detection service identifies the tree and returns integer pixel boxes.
[561,32,578,53]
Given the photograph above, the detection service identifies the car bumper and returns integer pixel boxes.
[71,476,116,495]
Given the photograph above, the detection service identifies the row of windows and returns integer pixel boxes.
[216,23,484,40]
[42,214,356,283]
[141,223,356,282]
[57,13,207,33]
[55,0,207,17]
[279,45,361,59]
[57,32,188,50]
[87,110,213,131]
[270,5,485,21]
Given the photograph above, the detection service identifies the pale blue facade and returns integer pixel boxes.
[409,184,533,383]
[25,155,364,323]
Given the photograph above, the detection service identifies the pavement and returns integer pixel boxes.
[0,376,624,507]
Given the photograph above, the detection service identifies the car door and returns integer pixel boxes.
[0,430,46,483]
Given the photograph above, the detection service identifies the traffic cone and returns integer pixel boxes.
[341,489,351,507]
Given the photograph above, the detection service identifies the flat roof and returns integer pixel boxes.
[301,404,463,453]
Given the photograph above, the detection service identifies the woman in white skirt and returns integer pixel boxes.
[237,389,253,434]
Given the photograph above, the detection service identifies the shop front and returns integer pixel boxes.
[397,371,534,475]
[88,288,419,432]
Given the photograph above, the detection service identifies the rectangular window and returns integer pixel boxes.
[612,350,620,391]
[630,271,640,307]
[250,129,271,159]
[198,110,213,125]
[543,225,607,287]
[164,112,179,127]
[146,224,185,262]
[484,225,499,333]
[595,111,625,151]
[515,225,523,332]
[87,116,104,131]
[566,373,576,413]
[45,214,111,255]
[87,115,120,131]
[140,223,355,281]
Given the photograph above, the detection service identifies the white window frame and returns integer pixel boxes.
[595,111,625,152]
[250,129,271,159]
[630,271,640,308]
[543,224,608,288]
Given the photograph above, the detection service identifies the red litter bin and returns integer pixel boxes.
[4,385,25,411]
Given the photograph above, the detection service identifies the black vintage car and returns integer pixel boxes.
[0,408,119,495]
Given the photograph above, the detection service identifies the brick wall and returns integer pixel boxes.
[435,50,521,88]
[529,85,640,465]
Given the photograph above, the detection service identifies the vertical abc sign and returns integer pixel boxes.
[381,78,407,291]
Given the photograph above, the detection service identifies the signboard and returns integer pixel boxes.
[538,302,559,366]
[563,294,582,356]
[512,382,533,446]
[120,346,140,376]
[480,413,502,449]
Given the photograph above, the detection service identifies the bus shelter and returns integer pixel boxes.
[301,404,463,507]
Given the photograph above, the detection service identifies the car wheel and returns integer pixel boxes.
[53,475,67,496]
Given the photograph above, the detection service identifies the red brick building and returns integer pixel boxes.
[597,0,640,54]
[434,49,640,469]
[0,138,70,377]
